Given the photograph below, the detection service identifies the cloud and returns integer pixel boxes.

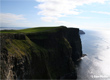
[35,0,108,22]
[91,11,110,15]
[1,13,26,21]
[0,13,33,27]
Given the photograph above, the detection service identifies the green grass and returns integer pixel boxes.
[0,26,65,33]
[5,38,32,58]
[4,35,48,59]
[1,26,66,58]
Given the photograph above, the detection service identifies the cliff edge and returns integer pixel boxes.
[0,26,82,79]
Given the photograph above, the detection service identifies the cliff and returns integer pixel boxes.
[0,26,82,79]
[79,30,85,34]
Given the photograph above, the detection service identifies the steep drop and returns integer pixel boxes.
[0,26,82,79]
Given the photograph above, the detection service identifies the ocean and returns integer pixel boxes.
[77,30,110,80]
[0,27,28,30]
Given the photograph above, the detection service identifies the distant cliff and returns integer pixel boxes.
[0,26,82,79]
[79,30,85,34]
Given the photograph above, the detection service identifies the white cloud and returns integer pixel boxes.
[1,13,26,21]
[91,11,110,15]
[35,0,108,22]
[0,13,33,27]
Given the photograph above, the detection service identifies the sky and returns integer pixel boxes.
[1,0,110,30]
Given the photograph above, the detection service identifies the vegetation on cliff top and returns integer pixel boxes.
[1,26,66,59]
[0,26,64,33]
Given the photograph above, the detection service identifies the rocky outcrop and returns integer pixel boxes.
[0,26,82,79]
[79,30,85,34]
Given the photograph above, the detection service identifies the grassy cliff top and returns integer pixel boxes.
[0,26,66,33]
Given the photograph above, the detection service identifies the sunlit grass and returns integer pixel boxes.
[0,26,63,33]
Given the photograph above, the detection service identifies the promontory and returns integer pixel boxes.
[0,26,83,79]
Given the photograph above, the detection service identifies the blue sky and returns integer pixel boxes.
[1,0,110,30]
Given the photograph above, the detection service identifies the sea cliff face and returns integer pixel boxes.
[0,26,82,79]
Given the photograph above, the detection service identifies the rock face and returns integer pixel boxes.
[0,26,82,79]
[63,28,82,62]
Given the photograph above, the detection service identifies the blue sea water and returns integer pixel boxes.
[77,30,110,80]
[0,27,28,30]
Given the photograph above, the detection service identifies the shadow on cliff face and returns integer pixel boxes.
[63,28,83,63]
[0,26,82,79]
